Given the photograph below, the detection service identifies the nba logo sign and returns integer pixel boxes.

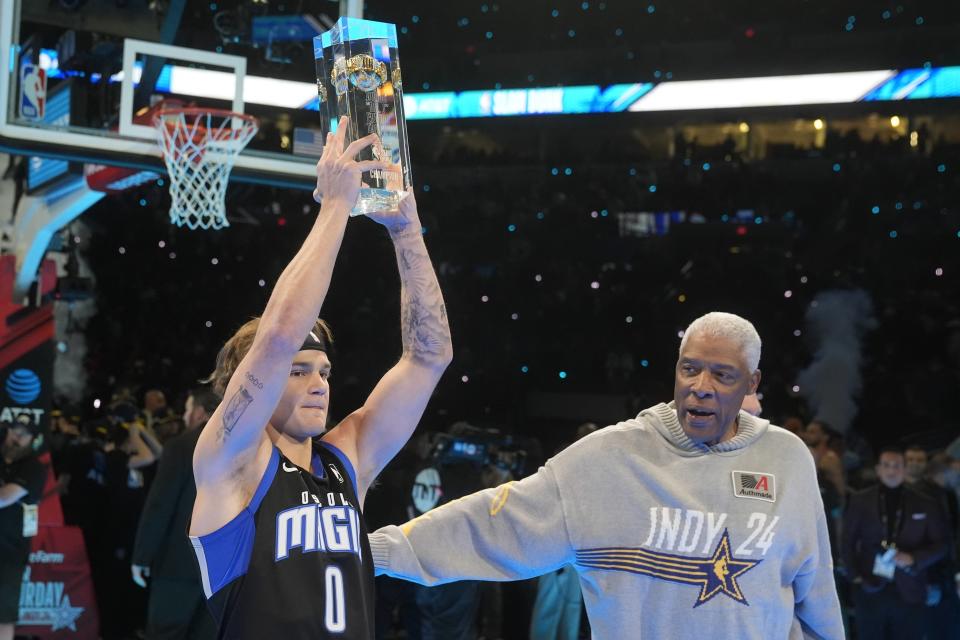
[19,64,46,121]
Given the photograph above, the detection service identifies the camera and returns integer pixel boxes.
[430,425,530,477]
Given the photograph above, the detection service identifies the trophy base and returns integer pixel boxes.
[351,188,400,216]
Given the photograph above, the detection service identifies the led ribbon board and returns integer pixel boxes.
[35,51,960,116]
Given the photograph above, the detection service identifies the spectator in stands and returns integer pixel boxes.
[48,406,91,526]
[0,415,47,640]
[927,453,960,537]
[48,406,82,470]
[803,420,846,498]
[914,451,960,638]
[152,414,184,445]
[781,416,804,436]
[84,407,158,640]
[905,445,931,489]
[141,389,172,434]
[132,387,220,640]
[842,446,949,640]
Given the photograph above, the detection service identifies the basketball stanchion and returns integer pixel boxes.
[153,108,259,230]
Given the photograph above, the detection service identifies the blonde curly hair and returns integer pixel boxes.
[204,317,334,396]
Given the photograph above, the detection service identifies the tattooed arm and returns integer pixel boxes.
[323,190,452,502]
[191,118,391,536]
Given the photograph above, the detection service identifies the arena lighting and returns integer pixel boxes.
[34,50,960,115]
[167,67,316,108]
[890,115,901,127]
[628,70,896,111]
[814,118,824,130]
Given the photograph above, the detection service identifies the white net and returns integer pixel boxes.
[154,110,259,230]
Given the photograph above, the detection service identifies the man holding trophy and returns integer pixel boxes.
[188,18,451,638]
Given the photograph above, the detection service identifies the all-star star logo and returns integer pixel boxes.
[689,529,761,606]
[575,529,762,608]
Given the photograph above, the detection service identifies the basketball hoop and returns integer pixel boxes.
[153,108,259,230]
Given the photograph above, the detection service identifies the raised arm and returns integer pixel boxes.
[192,117,390,528]
[127,423,158,470]
[323,190,452,499]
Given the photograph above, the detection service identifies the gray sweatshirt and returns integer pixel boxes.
[369,403,844,639]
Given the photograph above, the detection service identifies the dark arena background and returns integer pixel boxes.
[1,0,959,638]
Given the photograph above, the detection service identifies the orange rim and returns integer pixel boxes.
[154,108,259,146]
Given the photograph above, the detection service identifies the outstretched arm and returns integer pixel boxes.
[324,191,452,500]
[369,464,572,584]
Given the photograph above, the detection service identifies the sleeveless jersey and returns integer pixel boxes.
[190,440,374,639]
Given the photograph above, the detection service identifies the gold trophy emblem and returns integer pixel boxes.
[345,54,387,92]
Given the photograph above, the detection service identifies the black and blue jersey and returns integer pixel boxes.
[190,441,374,639]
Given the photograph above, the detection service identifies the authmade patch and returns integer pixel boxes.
[731,471,776,502]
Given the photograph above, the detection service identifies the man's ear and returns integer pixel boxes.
[749,369,761,395]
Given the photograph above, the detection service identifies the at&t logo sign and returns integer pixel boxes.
[3,369,44,424]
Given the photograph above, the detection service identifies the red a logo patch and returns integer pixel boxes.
[731,470,776,502]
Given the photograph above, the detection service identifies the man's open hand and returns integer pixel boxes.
[313,116,394,210]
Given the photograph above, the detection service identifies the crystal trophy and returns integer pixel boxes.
[315,18,412,215]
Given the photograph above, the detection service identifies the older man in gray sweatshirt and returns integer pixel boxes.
[370,312,844,639]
